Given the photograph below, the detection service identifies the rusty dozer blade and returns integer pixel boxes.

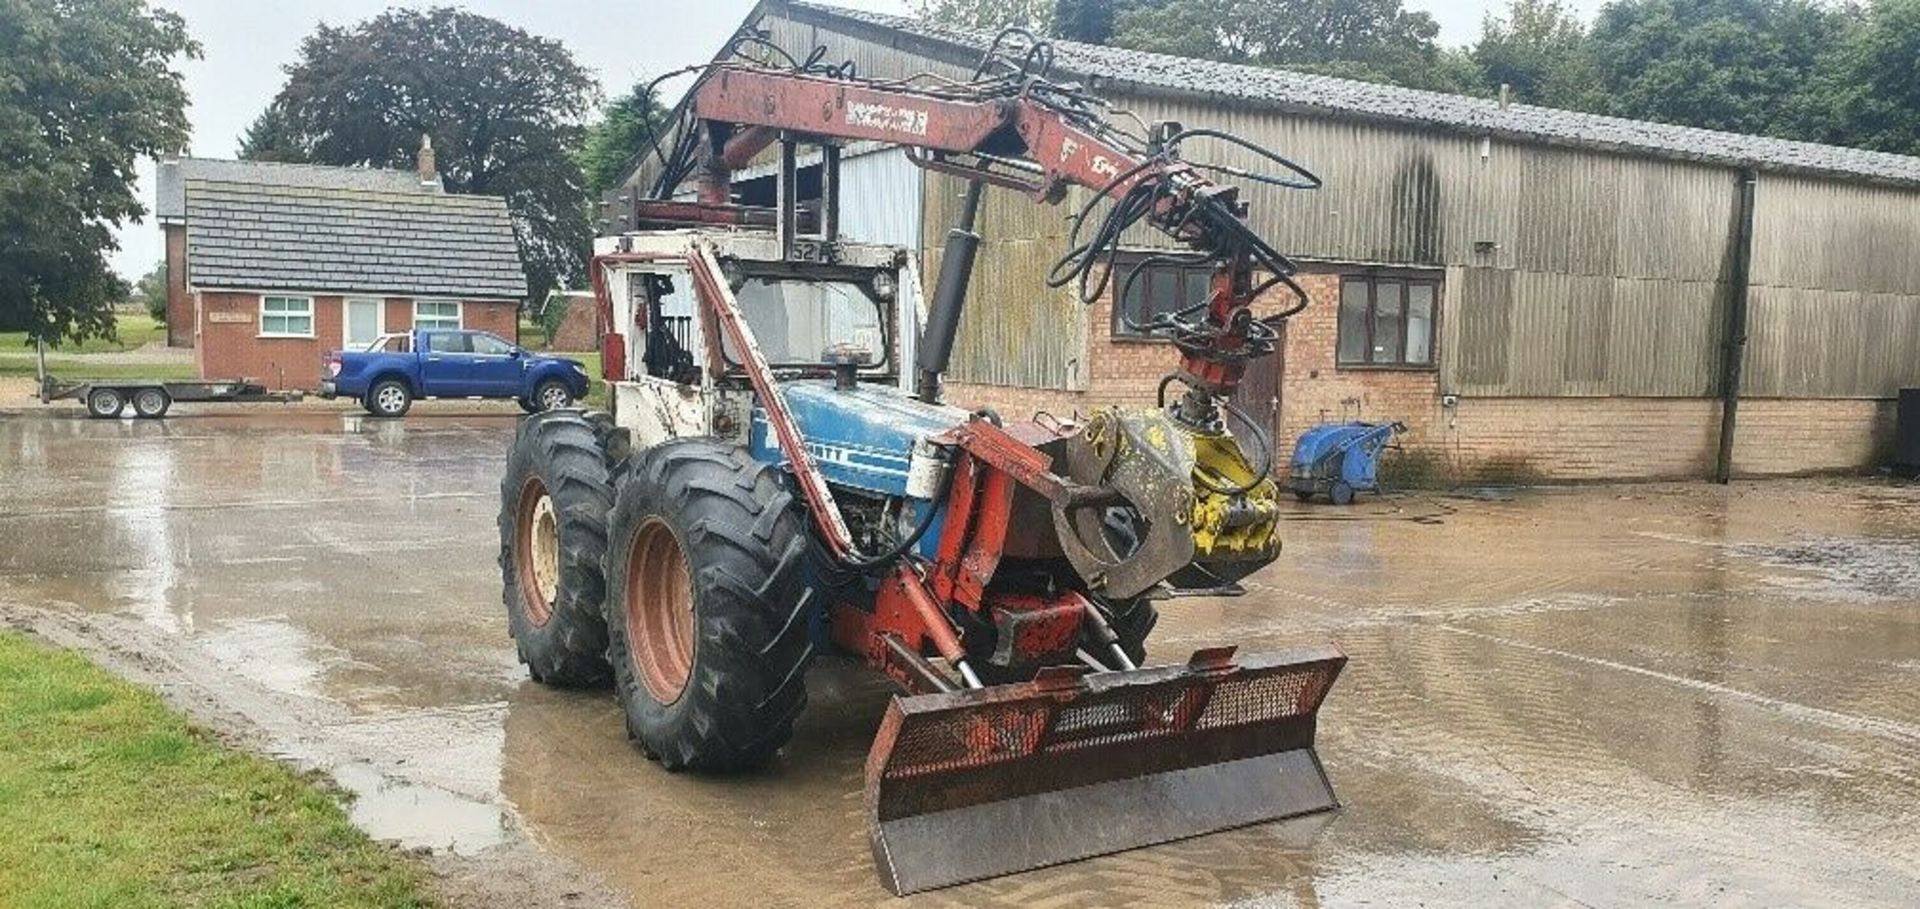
[865,644,1346,895]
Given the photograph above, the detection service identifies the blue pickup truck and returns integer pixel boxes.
[323,329,591,417]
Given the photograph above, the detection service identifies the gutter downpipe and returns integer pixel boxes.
[1715,168,1758,484]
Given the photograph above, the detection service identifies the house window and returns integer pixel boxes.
[414,300,462,330]
[1111,258,1214,340]
[260,295,313,337]
[1337,274,1438,367]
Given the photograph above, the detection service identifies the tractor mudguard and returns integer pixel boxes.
[864,644,1346,895]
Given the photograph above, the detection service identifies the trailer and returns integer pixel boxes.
[39,373,303,418]
[33,343,301,419]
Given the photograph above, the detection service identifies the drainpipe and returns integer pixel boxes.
[1715,169,1758,484]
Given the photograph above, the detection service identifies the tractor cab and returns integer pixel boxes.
[592,229,922,452]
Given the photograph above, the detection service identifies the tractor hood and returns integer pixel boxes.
[748,381,969,499]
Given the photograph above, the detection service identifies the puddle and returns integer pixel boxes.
[332,762,509,856]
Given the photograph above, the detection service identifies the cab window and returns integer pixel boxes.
[471,333,513,356]
[427,332,469,354]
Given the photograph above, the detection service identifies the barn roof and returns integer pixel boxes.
[778,1,1920,188]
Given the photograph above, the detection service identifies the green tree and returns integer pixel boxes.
[1829,0,1920,155]
[1586,0,1855,137]
[239,7,598,301]
[578,82,672,201]
[1111,0,1466,92]
[136,260,168,322]
[915,0,1055,32]
[1471,0,1601,109]
[0,0,195,344]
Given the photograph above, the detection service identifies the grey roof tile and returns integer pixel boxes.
[787,1,1920,187]
[184,176,528,299]
[157,158,431,220]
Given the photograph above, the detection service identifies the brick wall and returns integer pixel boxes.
[934,264,1895,481]
[195,293,521,389]
[548,295,598,351]
[197,292,342,389]
[164,225,191,347]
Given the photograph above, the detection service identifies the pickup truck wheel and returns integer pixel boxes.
[367,379,412,418]
[604,439,814,771]
[86,387,124,419]
[535,379,573,411]
[498,411,614,687]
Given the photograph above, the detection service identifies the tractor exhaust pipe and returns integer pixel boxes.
[916,180,984,403]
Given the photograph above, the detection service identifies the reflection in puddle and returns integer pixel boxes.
[333,763,508,856]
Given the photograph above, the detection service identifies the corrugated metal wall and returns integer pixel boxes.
[748,10,1920,399]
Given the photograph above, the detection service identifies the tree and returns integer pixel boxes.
[1828,0,1920,155]
[1110,0,1466,92]
[1586,0,1855,137]
[915,0,1055,32]
[136,260,168,323]
[1471,0,1601,109]
[0,0,194,344]
[1054,0,1134,43]
[578,82,672,202]
[240,8,598,300]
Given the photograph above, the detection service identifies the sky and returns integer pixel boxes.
[118,0,1603,280]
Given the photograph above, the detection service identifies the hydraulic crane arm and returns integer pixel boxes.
[656,60,1319,404]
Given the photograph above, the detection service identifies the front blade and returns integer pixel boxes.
[865,645,1346,895]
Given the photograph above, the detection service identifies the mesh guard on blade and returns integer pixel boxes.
[864,645,1347,895]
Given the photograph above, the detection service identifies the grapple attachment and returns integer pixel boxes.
[865,644,1346,895]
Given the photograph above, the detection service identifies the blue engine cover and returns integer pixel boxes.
[748,381,971,561]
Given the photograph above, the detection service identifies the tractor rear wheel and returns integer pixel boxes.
[498,411,615,687]
[604,439,814,771]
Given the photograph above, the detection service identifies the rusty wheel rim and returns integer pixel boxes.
[514,476,558,626]
[625,518,695,704]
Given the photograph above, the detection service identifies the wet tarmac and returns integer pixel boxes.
[2,408,1916,907]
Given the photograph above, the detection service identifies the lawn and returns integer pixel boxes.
[0,632,437,908]
[0,359,198,382]
[0,312,168,354]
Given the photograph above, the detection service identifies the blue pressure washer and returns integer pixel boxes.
[1287,421,1407,505]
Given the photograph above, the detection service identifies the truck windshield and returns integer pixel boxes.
[726,276,887,369]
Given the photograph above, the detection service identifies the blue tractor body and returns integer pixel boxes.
[748,381,971,560]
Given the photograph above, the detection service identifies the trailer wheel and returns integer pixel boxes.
[85,387,124,419]
[131,387,171,419]
[498,411,615,687]
[366,379,412,418]
[1329,480,1355,506]
[604,439,814,771]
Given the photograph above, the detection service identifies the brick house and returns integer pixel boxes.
[609,1,1920,481]
[156,152,527,389]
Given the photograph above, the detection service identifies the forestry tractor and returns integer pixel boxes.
[496,30,1346,894]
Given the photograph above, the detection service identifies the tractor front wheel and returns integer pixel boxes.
[604,439,814,771]
[498,411,615,687]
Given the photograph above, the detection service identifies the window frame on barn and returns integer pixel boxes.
[413,300,463,331]
[1336,270,1441,369]
[1108,253,1216,342]
[258,294,314,338]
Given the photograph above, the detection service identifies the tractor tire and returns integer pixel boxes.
[603,438,814,771]
[498,410,615,687]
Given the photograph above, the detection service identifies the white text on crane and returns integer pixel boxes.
[845,102,930,137]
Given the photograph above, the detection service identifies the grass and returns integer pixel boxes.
[1,313,167,354]
[517,317,548,351]
[0,359,198,382]
[574,351,610,409]
[0,632,437,908]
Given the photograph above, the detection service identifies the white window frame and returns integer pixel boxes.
[342,297,386,349]
[259,294,315,338]
[413,299,463,331]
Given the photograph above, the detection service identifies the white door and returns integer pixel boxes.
[345,298,383,349]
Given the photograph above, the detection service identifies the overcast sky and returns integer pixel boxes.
[118,0,1602,279]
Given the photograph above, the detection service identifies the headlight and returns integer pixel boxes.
[571,362,589,376]
[870,269,897,301]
